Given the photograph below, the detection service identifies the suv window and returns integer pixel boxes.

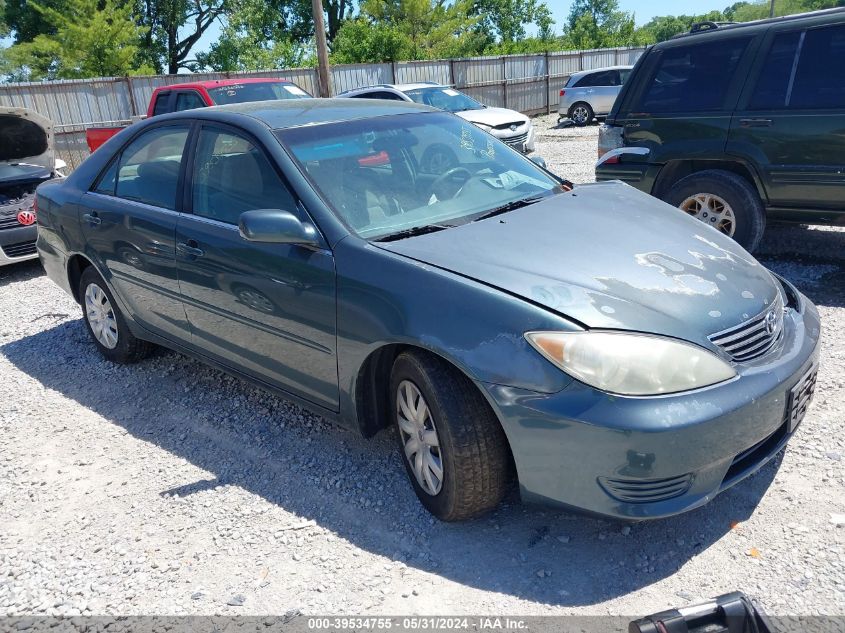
[637,37,752,113]
[191,128,297,225]
[790,25,845,109]
[175,91,205,112]
[749,31,801,110]
[95,125,189,210]
[574,70,619,88]
[152,92,171,115]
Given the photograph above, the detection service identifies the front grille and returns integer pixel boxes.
[599,473,693,504]
[503,132,528,149]
[709,294,785,362]
[2,240,37,258]
[0,216,20,230]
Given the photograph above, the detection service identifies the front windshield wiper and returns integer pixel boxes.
[374,223,453,242]
[471,195,547,222]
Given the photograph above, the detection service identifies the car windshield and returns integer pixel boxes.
[403,87,484,112]
[208,82,310,105]
[277,112,563,240]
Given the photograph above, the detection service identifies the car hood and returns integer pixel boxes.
[377,182,781,347]
[455,107,529,127]
[0,107,55,178]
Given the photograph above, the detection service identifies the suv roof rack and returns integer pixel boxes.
[689,20,736,33]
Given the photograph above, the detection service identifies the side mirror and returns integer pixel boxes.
[529,155,547,169]
[239,209,319,246]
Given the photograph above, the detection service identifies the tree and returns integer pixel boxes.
[472,0,555,44]
[1,0,153,81]
[640,10,727,42]
[2,0,66,43]
[564,0,643,49]
[134,0,230,74]
[729,0,843,21]
[331,0,485,63]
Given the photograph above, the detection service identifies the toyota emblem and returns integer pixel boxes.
[509,124,518,131]
[764,310,777,335]
[17,209,36,226]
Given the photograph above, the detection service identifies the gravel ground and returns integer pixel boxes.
[1,116,844,619]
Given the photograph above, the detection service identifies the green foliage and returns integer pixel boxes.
[1,0,153,81]
[640,10,728,42]
[2,0,65,43]
[331,0,486,63]
[562,0,646,49]
[729,0,843,21]
[473,0,555,43]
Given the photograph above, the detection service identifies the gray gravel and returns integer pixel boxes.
[1,117,844,617]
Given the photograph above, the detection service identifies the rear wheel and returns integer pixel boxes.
[663,169,766,253]
[390,351,511,521]
[79,267,153,363]
[568,102,593,127]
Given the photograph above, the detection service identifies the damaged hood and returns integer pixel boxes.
[0,107,55,180]
[378,182,782,347]
[455,107,529,128]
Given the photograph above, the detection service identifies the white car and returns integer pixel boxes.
[558,65,633,126]
[338,83,535,161]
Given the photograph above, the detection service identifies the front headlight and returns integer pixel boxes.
[525,331,736,396]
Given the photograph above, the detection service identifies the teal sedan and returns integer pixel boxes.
[35,99,820,521]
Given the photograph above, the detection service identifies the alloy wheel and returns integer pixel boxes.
[84,283,119,349]
[571,105,590,125]
[396,380,443,495]
[679,193,737,236]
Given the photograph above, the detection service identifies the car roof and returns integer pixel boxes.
[182,97,436,129]
[341,82,444,95]
[664,6,845,42]
[155,78,297,91]
[568,65,634,79]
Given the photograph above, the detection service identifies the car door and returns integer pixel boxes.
[175,123,339,409]
[80,122,191,339]
[728,23,845,217]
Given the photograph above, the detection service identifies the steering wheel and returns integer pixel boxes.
[431,167,472,201]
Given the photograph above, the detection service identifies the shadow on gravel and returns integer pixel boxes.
[3,320,781,608]
[0,259,43,287]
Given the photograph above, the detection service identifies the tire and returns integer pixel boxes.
[390,351,512,521]
[663,169,766,253]
[79,267,153,364]
[568,102,593,127]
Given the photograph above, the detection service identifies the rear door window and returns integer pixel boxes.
[789,25,845,109]
[175,91,206,111]
[636,37,752,113]
[112,126,190,210]
[749,31,802,110]
[574,70,619,87]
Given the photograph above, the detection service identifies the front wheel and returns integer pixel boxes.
[390,351,512,521]
[79,267,153,363]
[663,169,766,253]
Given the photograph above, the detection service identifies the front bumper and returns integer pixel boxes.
[0,223,39,266]
[482,298,821,520]
[489,123,535,153]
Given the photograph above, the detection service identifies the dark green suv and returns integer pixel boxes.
[596,8,845,252]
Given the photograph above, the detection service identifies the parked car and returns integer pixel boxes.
[596,8,845,252]
[338,83,535,162]
[1,107,65,266]
[85,78,311,152]
[37,99,819,521]
[558,65,633,126]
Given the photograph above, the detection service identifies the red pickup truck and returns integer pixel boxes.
[85,78,312,152]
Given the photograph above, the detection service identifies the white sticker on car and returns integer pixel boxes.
[284,85,308,96]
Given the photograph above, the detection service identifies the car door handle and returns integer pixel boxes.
[82,212,101,226]
[740,118,773,128]
[177,240,205,258]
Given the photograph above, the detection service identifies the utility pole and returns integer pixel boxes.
[312,0,332,97]
[769,0,775,17]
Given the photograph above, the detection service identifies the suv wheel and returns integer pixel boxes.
[568,102,593,127]
[390,351,511,521]
[663,169,766,252]
[79,267,154,363]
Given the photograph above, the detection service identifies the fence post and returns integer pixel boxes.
[449,58,455,88]
[391,61,397,84]
[501,55,507,108]
[545,51,550,115]
[124,76,139,118]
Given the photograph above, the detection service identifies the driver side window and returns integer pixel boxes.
[191,128,297,225]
